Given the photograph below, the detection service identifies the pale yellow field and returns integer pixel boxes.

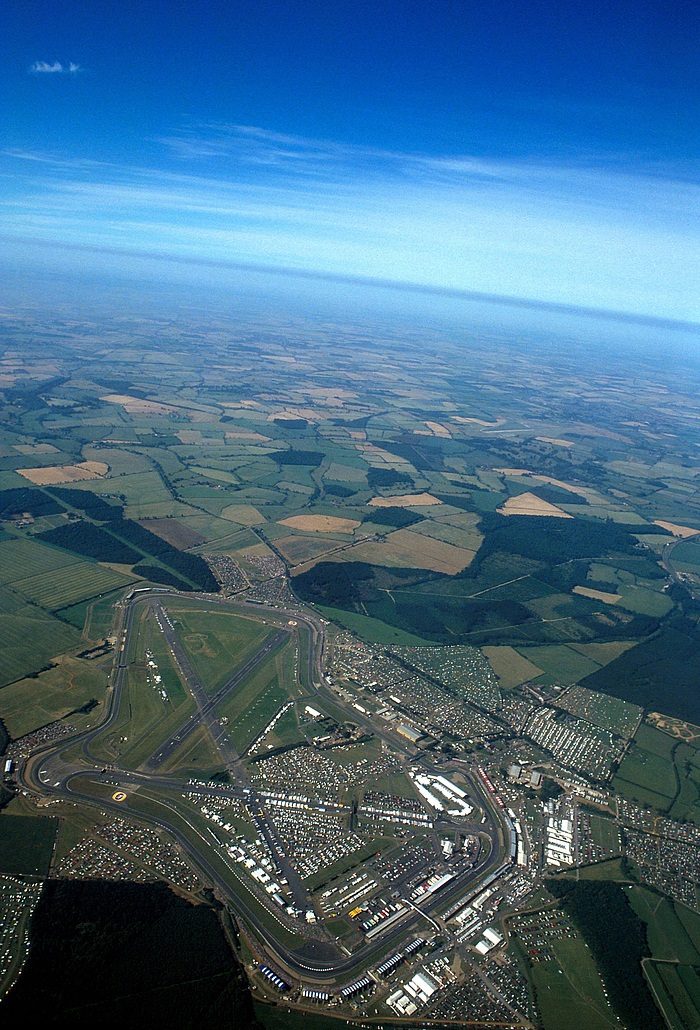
[369,493,442,508]
[495,469,602,504]
[452,416,502,427]
[356,442,412,466]
[102,394,212,422]
[647,712,700,741]
[534,476,601,502]
[233,541,275,562]
[571,640,635,664]
[279,514,360,533]
[349,528,474,574]
[573,585,621,604]
[497,492,572,518]
[225,429,271,442]
[483,646,543,688]
[18,460,109,485]
[653,520,700,538]
[411,517,484,552]
[13,443,59,455]
[220,504,266,526]
[306,386,358,404]
[101,393,178,415]
[422,421,452,437]
[275,535,341,566]
[536,436,574,448]
[267,407,318,422]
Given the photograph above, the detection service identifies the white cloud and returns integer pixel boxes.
[1,126,698,323]
[29,60,81,75]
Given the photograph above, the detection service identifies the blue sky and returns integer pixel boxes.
[2,0,699,322]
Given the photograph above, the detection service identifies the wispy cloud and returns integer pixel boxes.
[29,60,81,75]
[157,123,512,185]
[1,125,698,322]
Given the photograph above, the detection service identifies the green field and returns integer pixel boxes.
[616,584,673,618]
[0,813,57,876]
[615,749,678,801]
[78,468,173,507]
[589,815,622,856]
[170,606,276,693]
[613,724,700,822]
[614,722,681,807]
[668,743,700,824]
[59,589,124,637]
[517,643,601,684]
[0,600,82,688]
[137,610,188,706]
[628,886,700,964]
[267,705,304,749]
[14,562,133,610]
[0,534,131,689]
[160,723,223,776]
[84,606,196,767]
[0,659,108,738]
[670,538,700,572]
[371,767,420,800]
[0,536,79,585]
[627,886,700,1030]
[483,644,543,688]
[568,858,630,881]
[317,605,436,645]
[115,661,195,770]
[218,658,290,753]
[646,961,700,1030]
[530,938,619,1030]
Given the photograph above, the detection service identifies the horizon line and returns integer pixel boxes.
[5,234,700,335]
